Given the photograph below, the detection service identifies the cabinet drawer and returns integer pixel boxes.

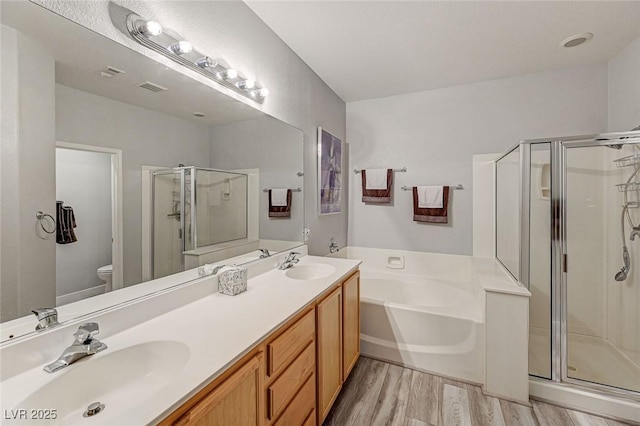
[267,309,315,377]
[274,374,315,426]
[268,341,315,420]
[302,409,316,426]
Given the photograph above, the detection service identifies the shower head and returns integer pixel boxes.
[615,246,631,281]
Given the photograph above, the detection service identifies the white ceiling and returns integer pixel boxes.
[246,1,640,103]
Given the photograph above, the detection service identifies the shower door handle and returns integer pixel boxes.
[179,228,182,239]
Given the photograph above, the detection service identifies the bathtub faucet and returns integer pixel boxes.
[279,252,301,270]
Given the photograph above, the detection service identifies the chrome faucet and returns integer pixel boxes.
[32,308,59,331]
[279,252,301,270]
[43,323,107,373]
[258,248,271,258]
[329,238,339,254]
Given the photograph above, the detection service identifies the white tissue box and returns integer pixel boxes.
[218,266,248,296]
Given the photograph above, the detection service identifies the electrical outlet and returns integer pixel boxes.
[303,228,310,242]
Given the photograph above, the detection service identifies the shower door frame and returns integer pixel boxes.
[498,130,640,402]
[555,135,640,401]
[150,167,192,276]
[150,166,251,278]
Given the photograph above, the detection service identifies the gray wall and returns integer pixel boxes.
[209,116,304,243]
[56,84,211,286]
[608,35,640,132]
[1,25,57,321]
[34,0,348,256]
[347,64,608,255]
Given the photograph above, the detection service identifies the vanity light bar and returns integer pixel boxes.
[125,14,268,104]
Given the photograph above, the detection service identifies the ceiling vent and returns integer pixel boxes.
[95,66,126,78]
[136,81,168,93]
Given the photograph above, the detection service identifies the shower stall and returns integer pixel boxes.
[496,131,640,404]
[151,166,248,279]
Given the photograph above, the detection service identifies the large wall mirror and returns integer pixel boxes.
[1,2,304,340]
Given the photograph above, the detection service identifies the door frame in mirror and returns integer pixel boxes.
[56,141,124,291]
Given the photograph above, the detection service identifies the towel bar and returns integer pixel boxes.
[354,167,406,174]
[401,185,464,191]
[262,187,302,192]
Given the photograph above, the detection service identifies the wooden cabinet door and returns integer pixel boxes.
[175,354,263,426]
[342,271,360,379]
[316,286,342,424]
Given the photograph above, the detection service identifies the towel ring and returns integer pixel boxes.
[36,211,56,234]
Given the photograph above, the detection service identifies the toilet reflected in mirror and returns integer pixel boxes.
[97,264,113,293]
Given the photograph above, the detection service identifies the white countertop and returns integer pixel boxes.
[0,255,361,425]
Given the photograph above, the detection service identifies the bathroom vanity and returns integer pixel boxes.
[161,267,360,426]
[0,253,360,426]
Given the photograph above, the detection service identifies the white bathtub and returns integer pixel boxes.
[332,247,487,384]
[360,271,484,383]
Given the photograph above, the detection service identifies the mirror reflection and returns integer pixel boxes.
[1,2,304,335]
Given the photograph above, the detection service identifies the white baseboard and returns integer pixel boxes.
[56,284,106,306]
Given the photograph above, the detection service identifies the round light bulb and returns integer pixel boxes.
[137,20,163,37]
[236,79,256,90]
[169,41,193,55]
[145,21,163,36]
[196,56,216,69]
[223,69,238,80]
[253,88,269,98]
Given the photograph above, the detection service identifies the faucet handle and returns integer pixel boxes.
[74,322,100,344]
[32,308,59,331]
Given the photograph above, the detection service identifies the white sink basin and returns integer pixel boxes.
[15,340,189,424]
[285,264,336,280]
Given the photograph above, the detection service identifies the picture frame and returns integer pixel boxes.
[317,127,343,215]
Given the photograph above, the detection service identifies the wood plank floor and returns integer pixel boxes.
[324,357,634,426]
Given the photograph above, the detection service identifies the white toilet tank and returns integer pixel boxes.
[97,264,113,292]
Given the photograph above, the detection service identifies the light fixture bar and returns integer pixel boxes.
[125,13,267,104]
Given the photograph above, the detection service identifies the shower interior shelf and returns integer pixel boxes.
[613,144,640,168]
[614,151,640,168]
[616,181,640,192]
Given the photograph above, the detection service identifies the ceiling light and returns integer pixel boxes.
[169,41,193,55]
[236,79,256,90]
[560,33,593,48]
[136,20,163,37]
[195,56,217,69]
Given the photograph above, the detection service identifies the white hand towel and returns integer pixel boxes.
[271,188,288,206]
[417,186,444,208]
[365,169,388,190]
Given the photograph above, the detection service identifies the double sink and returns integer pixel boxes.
[0,255,346,425]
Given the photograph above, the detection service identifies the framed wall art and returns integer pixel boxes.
[317,127,342,215]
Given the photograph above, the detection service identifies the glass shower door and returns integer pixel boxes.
[564,142,640,393]
[152,168,193,279]
[528,143,552,379]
